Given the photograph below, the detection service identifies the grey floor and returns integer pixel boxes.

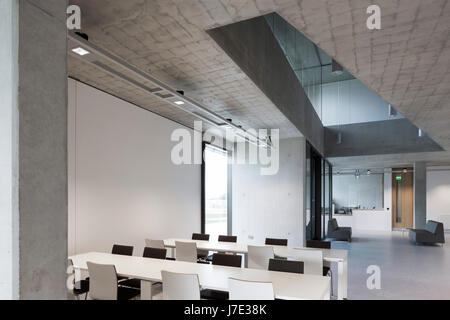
[331,231,450,300]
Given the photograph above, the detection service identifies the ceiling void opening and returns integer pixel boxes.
[264,13,405,127]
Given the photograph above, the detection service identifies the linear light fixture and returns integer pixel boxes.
[68,32,271,149]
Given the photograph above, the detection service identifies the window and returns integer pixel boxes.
[202,143,231,238]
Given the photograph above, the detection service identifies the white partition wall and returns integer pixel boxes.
[427,166,450,229]
[68,79,201,256]
[232,137,306,247]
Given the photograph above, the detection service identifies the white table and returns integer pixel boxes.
[164,238,348,300]
[69,252,331,300]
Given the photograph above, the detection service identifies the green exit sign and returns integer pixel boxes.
[396,176,402,181]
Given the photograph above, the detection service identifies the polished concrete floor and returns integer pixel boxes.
[331,231,450,300]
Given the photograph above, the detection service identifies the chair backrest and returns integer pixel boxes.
[248,245,274,269]
[328,218,338,231]
[192,233,210,241]
[143,247,167,259]
[145,239,165,249]
[228,278,274,300]
[161,270,200,300]
[87,262,118,300]
[265,238,288,246]
[175,241,198,263]
[291,248,323,276]
[425,220,439,234]
[111,244,133,256]
[218,235,237,243]
[212,253,242,268]
[306,240,331,249]
[268,259,304,274]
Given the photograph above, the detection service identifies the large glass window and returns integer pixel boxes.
[202,143,231,238]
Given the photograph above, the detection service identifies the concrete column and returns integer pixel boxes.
[1,0,68,299]
[0,0,19,300]
[414,162,427,229]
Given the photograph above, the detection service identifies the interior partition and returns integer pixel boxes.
[68,79,201,257]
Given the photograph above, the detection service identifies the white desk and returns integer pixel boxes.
[164,238,348,300]
[69,252,330,300]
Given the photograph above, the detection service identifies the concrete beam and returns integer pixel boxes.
[414,162,427,229]
[325,119,443,158]
[207,16,324,154]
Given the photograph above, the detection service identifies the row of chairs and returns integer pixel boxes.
[69,236,332,300]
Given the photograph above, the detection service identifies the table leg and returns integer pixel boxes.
[323,278,331,300]
[337,260,348,300]
[141,280,153,300]
[244,253,248,268]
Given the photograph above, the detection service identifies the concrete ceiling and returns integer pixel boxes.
[68,0,300,138]
[69,0,450,168]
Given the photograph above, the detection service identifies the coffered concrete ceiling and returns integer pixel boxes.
[69,0,450,166]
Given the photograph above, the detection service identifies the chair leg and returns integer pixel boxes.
[85,293,88,300]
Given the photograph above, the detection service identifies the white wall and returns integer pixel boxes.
[427,166,450,229]
[232,137,305,247]
[333,174,384,210]
[68,79,201,256]
[333,170,392,232]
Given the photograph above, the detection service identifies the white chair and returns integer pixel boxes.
[175,241,198,263]
[228,278,274,300]
[291,248,323,276]
[161,270,200,300]
[247,245,274,269]
[87,262,139,300]
[145,239,165,249]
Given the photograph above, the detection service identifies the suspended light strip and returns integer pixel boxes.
[68,32,271,149]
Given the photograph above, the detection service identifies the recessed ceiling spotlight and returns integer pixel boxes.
[72,47,90,56]
[174,101,185,105]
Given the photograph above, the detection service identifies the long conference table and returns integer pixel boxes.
[163,238,348,300]
[69,252,331,300]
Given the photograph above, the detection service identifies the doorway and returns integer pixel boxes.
[392,168,413,229]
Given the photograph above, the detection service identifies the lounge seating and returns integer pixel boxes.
[327,218,352,242]
[408,220,445,245]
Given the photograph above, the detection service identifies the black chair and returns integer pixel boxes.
[201,253,242,300]
[212,253,242,267]
[409,220,445,245]
[111,245,134,281]
[306,240,332,275]
[265,238,288,246]
[192,233,210,241]
[68,259,89,300]
[192,233,210,261]
[120,247,168,289]
[306,240,331,249]
[268,259,304,274]
[218,235,237,243]
[112,244,134,256]
[143,247,167,259]
[306,240,334,297]
[206,235,238,261]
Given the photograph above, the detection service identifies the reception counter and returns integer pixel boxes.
[334,209,391,232]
